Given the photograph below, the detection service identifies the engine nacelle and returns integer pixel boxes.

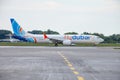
[63,40,72,45]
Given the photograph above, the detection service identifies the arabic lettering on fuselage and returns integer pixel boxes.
[64,35,90,40]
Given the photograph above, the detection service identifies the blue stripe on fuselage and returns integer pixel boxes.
[72,35,90,40]
[12,34,34,42]
[12,34,28,42]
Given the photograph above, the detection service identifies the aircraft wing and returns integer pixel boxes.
[43,33,75,46]
[43,33,63,44]
[49,38,62,43]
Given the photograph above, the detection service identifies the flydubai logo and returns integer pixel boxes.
[19,27,23,32]
[64,35,72,40]
[72,35,90,40]
[64,35,90,40]
[18,27,25,36]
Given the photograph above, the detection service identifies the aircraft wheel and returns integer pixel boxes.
[55,42,58,46]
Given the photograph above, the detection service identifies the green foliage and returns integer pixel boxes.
[44,29,59,34]
[82,32,90,35]
[64,32,78,35]
[0,30,12,39]
[28,29,59,34]
[108,34,120,43]
[92,33,105,39]
[82,32,120,43]
[28,30,43,34]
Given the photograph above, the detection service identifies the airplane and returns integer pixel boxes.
[10,18,104,46]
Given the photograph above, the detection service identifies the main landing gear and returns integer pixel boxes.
[55,42,58,46]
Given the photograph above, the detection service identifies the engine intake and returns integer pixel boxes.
[63,40,72,45]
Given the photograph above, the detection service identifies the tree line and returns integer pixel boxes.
[0,30,12,39]
[0,29,120,43]
[28,29,59,34]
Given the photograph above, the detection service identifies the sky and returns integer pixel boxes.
[0,0,120,36]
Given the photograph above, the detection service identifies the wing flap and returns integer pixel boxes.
[43,33,63,44]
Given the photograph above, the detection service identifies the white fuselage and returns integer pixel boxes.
[28,34,104,44]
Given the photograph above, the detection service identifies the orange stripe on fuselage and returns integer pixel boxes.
[33,37,37,43]
[19,27,23,32]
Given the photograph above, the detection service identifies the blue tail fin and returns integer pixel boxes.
[10,18,25,37]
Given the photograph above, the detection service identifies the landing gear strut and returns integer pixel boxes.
[55,42,58,46]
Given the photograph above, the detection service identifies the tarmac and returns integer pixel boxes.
[0,46,120,80]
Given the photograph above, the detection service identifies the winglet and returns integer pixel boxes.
[43,32,48,39]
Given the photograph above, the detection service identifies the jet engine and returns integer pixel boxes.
[63,40,72,45]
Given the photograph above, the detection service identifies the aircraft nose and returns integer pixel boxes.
[100,38,104,42]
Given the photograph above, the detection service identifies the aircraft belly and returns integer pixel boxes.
[72,40,94,43]
[37,39,52,43]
